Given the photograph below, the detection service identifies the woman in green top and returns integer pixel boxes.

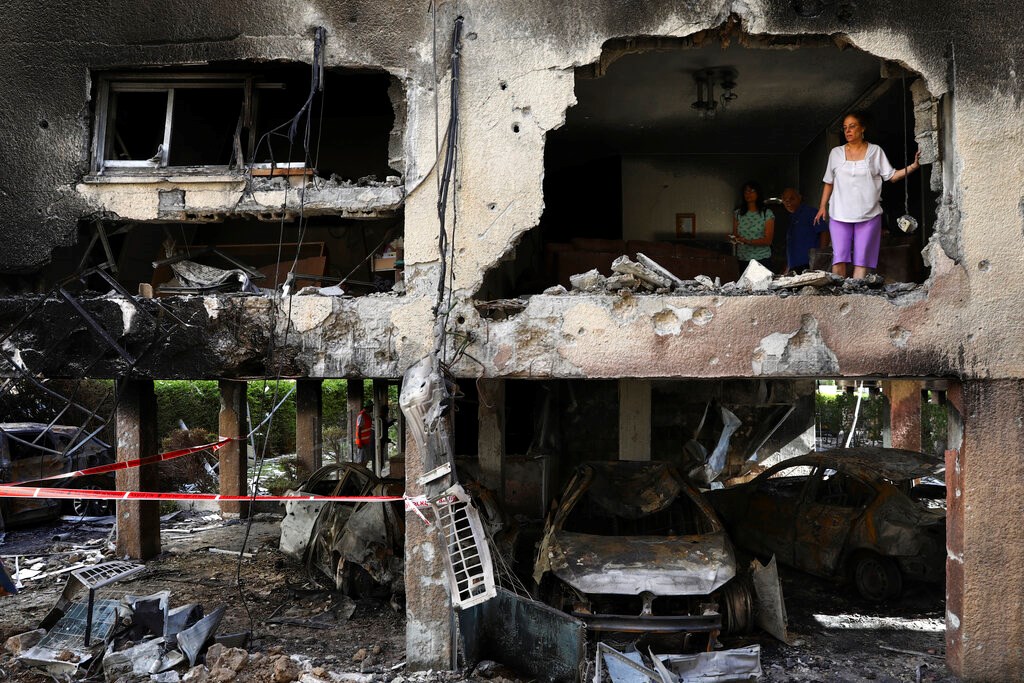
[731,180,775,272]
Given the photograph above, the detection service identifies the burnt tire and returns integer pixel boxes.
[69,481,115,517]
[853,553,903,602]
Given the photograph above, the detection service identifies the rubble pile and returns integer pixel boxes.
[549,252,922,299]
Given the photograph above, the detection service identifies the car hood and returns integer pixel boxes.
[540,529,736,596]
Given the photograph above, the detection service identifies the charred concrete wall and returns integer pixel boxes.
[0,0,427,273]
[1,0,1022,384]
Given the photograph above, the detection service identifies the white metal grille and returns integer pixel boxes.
[432,485,496,609]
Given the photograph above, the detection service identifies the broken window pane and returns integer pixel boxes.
[107,90,167,163]
[168,88,244,167]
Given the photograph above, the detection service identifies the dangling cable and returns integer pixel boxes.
[897,75,919,235]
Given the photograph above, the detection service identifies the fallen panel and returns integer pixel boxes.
[20,599,119,675]
[177,605,226,666]
[751,556,789,644]
[654,645,762,682]
[459,587,585,683]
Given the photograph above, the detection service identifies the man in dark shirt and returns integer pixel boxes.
[782,187,830,273]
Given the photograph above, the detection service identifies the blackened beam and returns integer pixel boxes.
[57,287,136,365]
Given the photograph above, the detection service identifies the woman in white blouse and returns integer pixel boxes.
[813,111,921,279]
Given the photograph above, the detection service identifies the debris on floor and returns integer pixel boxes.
[594,642,762,683]
[549,251,920,299]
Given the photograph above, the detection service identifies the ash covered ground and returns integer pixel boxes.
[0,513,954,682]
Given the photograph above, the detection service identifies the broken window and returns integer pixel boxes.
[92,75,248,172]
[479,30,942,299]
[90,67,401,181]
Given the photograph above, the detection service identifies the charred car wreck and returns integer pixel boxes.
[707,447,946,601]
[533,461,754,637]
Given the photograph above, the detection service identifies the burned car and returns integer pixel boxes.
[279,463,405,596]
[705,447,945,602]
[533,461,752,636]
[0,422,115,531]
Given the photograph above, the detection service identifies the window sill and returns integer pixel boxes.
[82,169,245,184]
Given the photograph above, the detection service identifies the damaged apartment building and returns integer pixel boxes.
[0,0,1022,681]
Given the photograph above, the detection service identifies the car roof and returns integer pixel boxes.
[777,447,943,481]
[0,423,109,447]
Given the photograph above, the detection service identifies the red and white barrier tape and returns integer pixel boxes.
[0,428,445,524]
[8,438,235,485]
[0,483,433,514]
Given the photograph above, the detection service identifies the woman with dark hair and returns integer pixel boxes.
[814,110,921,279]
[731,180,775,272]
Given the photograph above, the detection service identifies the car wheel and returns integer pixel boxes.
[70,484,114,518]
[853,552,903,602]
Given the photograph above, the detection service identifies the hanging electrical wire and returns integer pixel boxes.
[434,15,465,324]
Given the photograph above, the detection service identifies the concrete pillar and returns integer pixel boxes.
[886,380,922,451]
[347,379,364,462]
[115,379,160,560]
[477,378,505,497]
[403,426,453,670]
[945,380,1024,679]
[296,379,323,475]
[218,380,249,519]
[618,379,651,461]
[373,380,390,475]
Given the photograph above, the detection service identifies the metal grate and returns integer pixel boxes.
[72,561,145,589]
[36,599,119,651]
[432,485,496,609]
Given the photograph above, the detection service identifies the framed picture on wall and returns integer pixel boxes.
[675,213,697,238]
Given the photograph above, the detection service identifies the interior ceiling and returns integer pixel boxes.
[562,42,884,155]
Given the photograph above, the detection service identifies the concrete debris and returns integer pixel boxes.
[736,260,774,291]
[4,628,44,655]
[569,269,607,293]
[694,275,716,290]
[542,284,568,295]
[771,270,836,289]
[636,253,686,288]
[611,255,673,289]
[206,644,250,681]
[799,286,819,296]
[605,274,639,291]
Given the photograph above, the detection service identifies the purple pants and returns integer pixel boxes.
[830,215,882,268]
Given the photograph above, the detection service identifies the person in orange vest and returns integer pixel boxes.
[353,401,374,466]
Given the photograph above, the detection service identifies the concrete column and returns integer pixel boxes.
[886,380,922,451]
[477,379,505,497]
[618,379,651,461]
[218,380,249,519]
[946,380,1024,679]
[403,425,453,670]
[115,379,160,560]
[346,379,364,462]
[296,379,323,475]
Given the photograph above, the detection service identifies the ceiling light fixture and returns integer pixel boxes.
[691,68,739,120]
